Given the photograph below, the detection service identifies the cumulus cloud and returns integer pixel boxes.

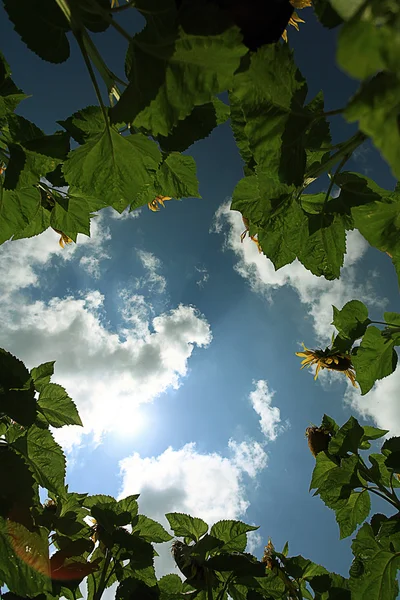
[106,207,141,220]
[344,370,400,436]
[0,228,211,449]
[136,249,167,294]
[212,202,384,343]
[249,380,284,441]
[118,438,267,575]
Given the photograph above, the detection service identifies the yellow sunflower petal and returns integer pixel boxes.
[314,362,322,380]
[290,0,312,8]
[281,29,288,43]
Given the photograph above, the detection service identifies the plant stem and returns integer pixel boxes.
[322,107,345,117]
[305,131,367,183]
[370,321,400,328]
[94,550,112,600]
[323,152,351,206]
[366,487,400,510]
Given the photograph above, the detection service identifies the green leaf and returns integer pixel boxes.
[303,92,332,174]
[338,20,389,79]
[0,447,36,522]
[330,0,365,20]
[0,517,52,596]
[310,452,338,491]
[231,44,310,184]
[335,490,371,539]
[37,383,82,428]
[209,520,258,553]
[207,553,265,577]
[63,130,161,213]
[155,153,200,199]
[3,0,70,63]
[116,494,140,520]
[312,0,343,28]
[165,513,208,542]
[316,455,362,511]
[157,98,229,152]
[116,577,159,600]
[50,188,107,238]
[111,3,246,135]
[58,106,110,145]
[0,52,27,118]
[284,555,328,580]
[345,73,400,180]
[0,348,36,426]
[237,571,286,599]
[352,327,398,395]
[321,414,340,436]
[13,425,66,495]
[30,362,55,392]
[328,416,364,456]
[350,523,400,600]
[132,515,172,543]
[332,300,371,341]
[158,574,183,599]
[368,454,400,488]
[0,182,42,245]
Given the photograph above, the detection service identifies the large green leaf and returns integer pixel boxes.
[165,513,208,542]
[158,573,184,599]
[350,523,400,600]
[155,153,200,199]
[332,300,371,342]
[0,181,42,245]
[111,2,246,135]
[63,129,161,213]
[230,44,311,185]
[345,73,400,179]
[30,361,55,392]
[0,52,27,118]
[13,425,66,495]
[37,383,82,428]
[351,326,398,395]
[310,452,338,491]
[335,490,370,539]
[0,447,36,521]
[2,0,70,63]
[209,520,258,553]
[157,98,229,152]
[50,187,107,238]
[0,349,36,427]
[303,92,332,174]
[328,416,364,456]
[59,106,111,145]
[312,0,343,28]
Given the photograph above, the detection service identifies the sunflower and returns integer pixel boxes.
[240,216,262,253]
[306,426,331,457]
[296,343,357,387]
[53,228,73,248]
[148,195,172,212]
[282,0,312,42]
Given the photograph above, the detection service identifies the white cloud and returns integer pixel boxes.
[136,249,167,294]
[0,228,211,448]
[118,439,267,576]
[213,202,384,343]
[106,207,141,220]
[248,380,284,441]
[195,266,209,288]
[344,369,400,436]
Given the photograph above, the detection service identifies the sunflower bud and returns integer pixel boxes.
[306,426,331,457]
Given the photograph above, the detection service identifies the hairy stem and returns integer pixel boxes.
[323,152,351,206]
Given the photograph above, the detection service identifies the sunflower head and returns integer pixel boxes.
[282,0,311,41]
[296,343,357,387]
[262,539,278,571]
[306,426,331,457]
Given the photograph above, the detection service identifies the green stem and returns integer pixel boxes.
[216,573,235,600]
[93,550,112,600]
[366,487,399,510]
[305,131,367,183]
[322,107,345,118]
[323,152,351,206]
[359,456,400,509]
[370,321,400,328]
[81,28,127,90]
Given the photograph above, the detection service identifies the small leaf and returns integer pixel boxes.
[335,490,371,539]
[37,383,82,428]
[155,153,200,199]
[0,348,36,426]
[328,416,364,456]
[30,362,55,392]
[132,515,172,543]
[165,513,208,542]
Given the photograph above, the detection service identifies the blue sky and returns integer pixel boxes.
[1,2,400,586]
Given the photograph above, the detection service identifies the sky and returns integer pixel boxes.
[1,2,400,589]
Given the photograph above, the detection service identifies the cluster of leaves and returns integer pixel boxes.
[0,347,353,600]
[0,0,399,285]
[309,412,400,600]
[327,299,400,394]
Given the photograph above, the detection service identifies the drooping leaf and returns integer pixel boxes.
[37,383,82,428]
[209,520,258,553]
[351,327,398,395]
[165,513,208,542]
